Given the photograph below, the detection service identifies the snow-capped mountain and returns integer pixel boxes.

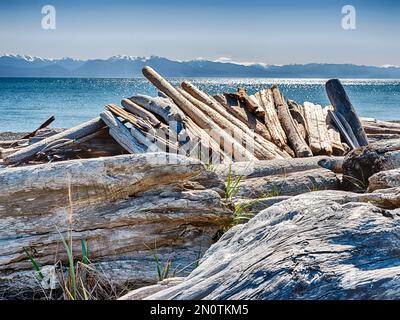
[1,54,400,78]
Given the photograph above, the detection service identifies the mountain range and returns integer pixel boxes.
[1,54,400,78]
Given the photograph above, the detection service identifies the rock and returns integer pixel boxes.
[141,190,400,300]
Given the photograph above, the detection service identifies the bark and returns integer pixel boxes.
[142,66,256,161]
[142,190,400,300]
[0,153,232,297]
[271,85,313,157]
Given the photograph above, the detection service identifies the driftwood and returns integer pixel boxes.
[180,82,290,159]
[326,79,369,146]
[255,89,294,156]
[213,93,272,143]
[4,117,105,165]
[213,156,342,178]
[226,88,263,115]
[271,85,313,157]
[100,111,146,153]
[121,98,162,128]
[327,109,359,150]
[235,168,339,199]
[287,100,307,140]
[302,102,332,155]
[142,190,400,300]
[0,153,232,296]
[178,87,285,160]
[142,66,256,161]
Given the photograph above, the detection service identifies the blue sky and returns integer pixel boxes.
[0,0,399,65]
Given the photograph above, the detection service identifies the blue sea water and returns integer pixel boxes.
[0,78,399,132]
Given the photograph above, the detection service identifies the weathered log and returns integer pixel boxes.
[121,98,162,128]
[226,88,263,115]
[325,79,369,146]
[181,81,290,159]
[119,278,185,300]
[213,93,272,143]
[128,95,186,134]
[255,89,294,156]
[342,144,400,191]
[271,85,313,157]
[22,116,55,140]
[323,106,346,156]
[213,156,342,178]
[0,153,232,297]
[143,190,400,300]
[236,169,339,199]
[178,88,284,160]
[287,100,307,141]
[4,117,105,165]
[362,117,400,135]
[142,66,256,161]
[302,102,332,155]
[100,111,146,153]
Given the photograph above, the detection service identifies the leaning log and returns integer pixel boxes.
[142,66,256,161]
[325,79,369,146]
[4,117,105,165]
[323,106,347,156]
[271,85,313,157]
[0,153,232,297]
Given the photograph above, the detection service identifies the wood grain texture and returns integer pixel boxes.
[143,190,400,300]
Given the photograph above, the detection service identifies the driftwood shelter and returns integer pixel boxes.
[1,66,400,299]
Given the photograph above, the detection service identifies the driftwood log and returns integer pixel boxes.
[271,85,312,157]
[138,190,400,300]
[0,153,232,297]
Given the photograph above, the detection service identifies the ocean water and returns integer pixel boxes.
[0,78,399,132]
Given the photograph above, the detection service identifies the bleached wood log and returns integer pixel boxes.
[255,89,290,149]
[326,79,369,146]
[213,93,273,143]
[0,153,232,297]
[271,85,313,157]
[226,88,264,115]
[302,102,332,155]
[121,98,162,127]
[181,81,289,159]
[100,111,146,153]
[4,117,106,165]
[143,190,400,300]
[142,66,256,161]
[236,169,339,199]
[178,88,284,160]
[287,100,307,141]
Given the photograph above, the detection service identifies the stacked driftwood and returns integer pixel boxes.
[1,66,391,168]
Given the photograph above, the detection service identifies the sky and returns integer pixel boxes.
[0,0,399,66]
